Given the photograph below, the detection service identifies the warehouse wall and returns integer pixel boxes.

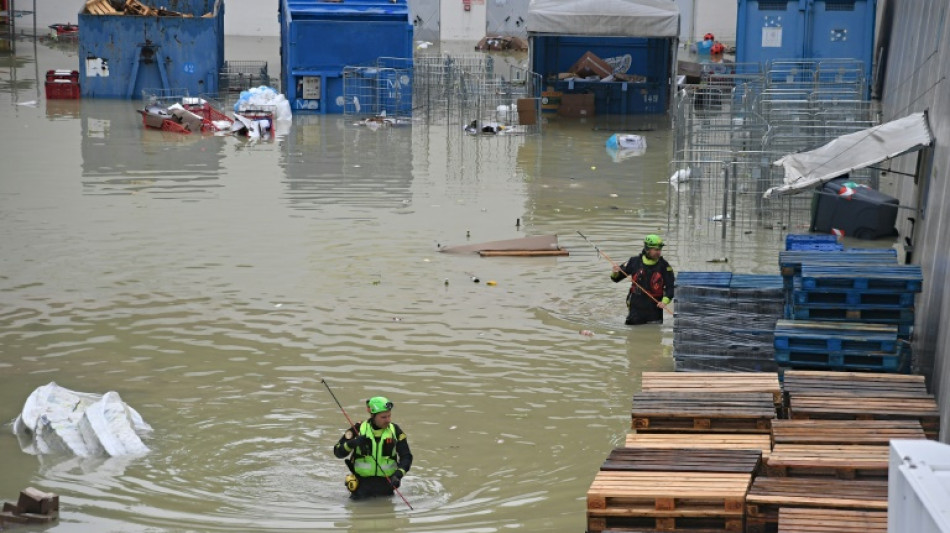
[878,0,950,442]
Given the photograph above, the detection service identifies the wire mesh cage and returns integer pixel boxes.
[413,53,542,135]
[218,60,271,95]
[342,57,414,121]
[669,58,878,235]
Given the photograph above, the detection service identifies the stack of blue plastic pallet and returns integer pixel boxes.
[776,235,921,373]
[672,272,785,372]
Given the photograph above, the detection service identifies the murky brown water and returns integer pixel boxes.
[1,36,792,532]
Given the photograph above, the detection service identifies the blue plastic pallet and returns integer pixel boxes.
[788,305,915,324]
[778,249,897,277]
[799,265,923,292]
[773,320,898,354]
[730,274,785,289]
[774,349,904,372]
[791,288,917,308]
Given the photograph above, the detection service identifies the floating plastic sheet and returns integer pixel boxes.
[13,382,152,457]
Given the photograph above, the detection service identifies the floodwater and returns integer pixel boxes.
[2,36,791,532]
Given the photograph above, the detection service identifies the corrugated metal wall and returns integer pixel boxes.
[879,0,950,442]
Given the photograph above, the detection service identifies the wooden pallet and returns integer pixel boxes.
[84,0,118,15]
[782,370,928,398]
[632,392,776,433]
[777,507,887,533]
[787,395,940,439]
[602,448,761,475]
[625,433,773,462]
[765,444,889,480]
[640,372,783,407]
[587,471,750,533]
[745,477,888,533]
[771,419,926,446]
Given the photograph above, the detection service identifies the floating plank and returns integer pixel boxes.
[641,372,783,406]
[632,392,777,433]
[765,444,889,479]
[587,471,750,533]
[602,448,761,475]
[477,249,568,256]
[625,433,773,462]
[745,477,888,533]
[771,419,926,446]
[777,507,887,533]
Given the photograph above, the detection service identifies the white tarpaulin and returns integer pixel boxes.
[764,112,933,199]
[13,382,152,457]
[527,0,679,38]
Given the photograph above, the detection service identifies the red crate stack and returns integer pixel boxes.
[45,70,80,99]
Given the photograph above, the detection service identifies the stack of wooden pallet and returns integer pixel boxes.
[587,372,782,533]
[744,369,934,533]
[783,370,940,439]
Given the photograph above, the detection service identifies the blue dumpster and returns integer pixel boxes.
[736,0,876,98]
[526,0,679,116]
[280,0,413,114]
[530,35,672,115]
[78,0,225,99]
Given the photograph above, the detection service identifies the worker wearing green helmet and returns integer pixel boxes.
[610,234,675,324]
[333,396,413,500]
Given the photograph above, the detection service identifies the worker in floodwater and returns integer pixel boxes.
[333,396,413,500]
[610,234,675,325]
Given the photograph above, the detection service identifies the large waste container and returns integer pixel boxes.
[736,0,876,98]
[280,0,413,114]
[78,0,225,99]
[810,176,899,240]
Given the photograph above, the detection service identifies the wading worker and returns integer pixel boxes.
[333,396,413,500]
[610,234,674,325]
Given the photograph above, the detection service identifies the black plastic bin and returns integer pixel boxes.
[810,176,899,239]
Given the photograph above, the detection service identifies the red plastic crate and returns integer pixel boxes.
[45,79,81,99]
[46,69,79,82]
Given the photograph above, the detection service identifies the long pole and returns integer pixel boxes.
[321,379,414,510]
[576,231,674,316]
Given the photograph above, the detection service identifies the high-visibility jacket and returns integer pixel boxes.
[352,421,399,477]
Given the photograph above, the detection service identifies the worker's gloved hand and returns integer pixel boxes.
[346,435,370,451]
[390,469,404,489]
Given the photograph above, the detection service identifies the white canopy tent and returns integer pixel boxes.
[526,0,680,37]
[764,112,934,199]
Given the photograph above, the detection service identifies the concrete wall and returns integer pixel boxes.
[878,0,950,442]
[439,0,485,42]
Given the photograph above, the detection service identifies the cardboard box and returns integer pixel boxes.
[569,51,613,79]
[557,93,595,118]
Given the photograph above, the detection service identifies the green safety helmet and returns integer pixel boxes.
[644,234,664,249]
[366,396,394,414]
